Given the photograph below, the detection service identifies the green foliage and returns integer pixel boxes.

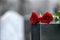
[55,17,59,22]
[56,11,60,16]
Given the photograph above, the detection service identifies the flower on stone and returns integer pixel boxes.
[30,12,41,24]
[41,12,53,24]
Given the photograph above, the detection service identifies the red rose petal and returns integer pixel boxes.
[41,12,53,24]
[30,12,41,24]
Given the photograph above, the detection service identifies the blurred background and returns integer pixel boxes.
[0,0,60,40]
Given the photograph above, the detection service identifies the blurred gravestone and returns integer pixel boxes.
[1,10,24,40]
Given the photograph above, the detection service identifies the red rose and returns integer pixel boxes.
[30,12,41,24]
[41,12,53,24]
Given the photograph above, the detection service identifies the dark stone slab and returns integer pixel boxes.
[31,23,60,40]
[41,24,60,40]
[31,23,40,40]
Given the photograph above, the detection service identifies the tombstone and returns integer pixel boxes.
[31,23,60,40]
[1,10,24,40]
[41,24,60,40]
[31,23,40,40]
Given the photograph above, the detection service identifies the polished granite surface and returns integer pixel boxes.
[41,24,60,40]
[31,24,60,40]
